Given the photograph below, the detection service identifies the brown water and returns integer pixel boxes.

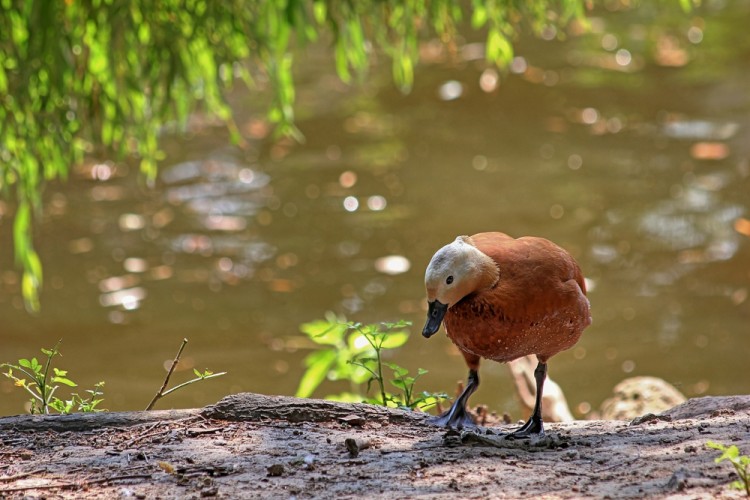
[1,4,749,417]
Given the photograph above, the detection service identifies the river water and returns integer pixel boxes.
[1,3,748,416]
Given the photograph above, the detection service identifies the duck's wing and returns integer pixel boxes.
[470,233,588,319]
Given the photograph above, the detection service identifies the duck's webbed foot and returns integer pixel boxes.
[427,369,479,430]
[507,360,547,439]
[507,414,544,438]
[428,404,477,429]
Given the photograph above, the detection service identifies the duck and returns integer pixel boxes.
[422,232,591,436]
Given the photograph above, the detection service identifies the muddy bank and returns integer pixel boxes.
[1,393,749,499]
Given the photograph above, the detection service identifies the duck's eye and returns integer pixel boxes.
[446,275,454,285]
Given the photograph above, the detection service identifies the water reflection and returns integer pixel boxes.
[69,153,280,325]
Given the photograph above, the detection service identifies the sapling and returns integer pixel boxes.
[1,340,105,414]
[707,441,750,496]
[296,315,447,409]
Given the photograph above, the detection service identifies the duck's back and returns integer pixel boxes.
[444,232,591,363]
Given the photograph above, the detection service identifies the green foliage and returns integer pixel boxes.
[0,0,588,311]
[706,441,750,496]
[2,338,225,414]
[1,341,106,414]
[296,313,447,410]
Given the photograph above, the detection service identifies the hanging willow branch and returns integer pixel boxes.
[0,0,602,310]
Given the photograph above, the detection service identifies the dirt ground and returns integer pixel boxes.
[1,393,749,499]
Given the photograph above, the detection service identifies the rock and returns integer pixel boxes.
[661,395,750,420]
[600,376,686,420]
[266,464,284,477]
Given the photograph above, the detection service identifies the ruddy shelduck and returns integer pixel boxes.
[423,232,591,436]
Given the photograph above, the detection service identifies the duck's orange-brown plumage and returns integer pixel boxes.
[444,232,590,364]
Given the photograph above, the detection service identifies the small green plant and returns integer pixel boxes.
[385,364,435,409]
[295,314,447,410]
[49,382,107,414]
[2,338,225,414]
[706,441,750,496]
[1,340,105,414]
[145,338,226,410]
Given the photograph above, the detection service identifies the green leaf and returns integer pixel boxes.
[471,1,488,28]
[486,29,513,66]
[384,362,408,378]
[320,392,361,403]
[52,376,77,387]
[678,0,695,13]
[345,361,375,385]
[346,321,365,331]
[300,319,347,346]
[729,480,746,491]
[379,332,409,349]
[295,350,336,398]
[347,332,376,354]
[351,357,377,365]
[18,359,32,369]
[0,64,7,93]
[312,0,327,24]
[335,39,352,83]
[390,379,407,391]
[382,320,412,329]
[26,250,43,284]
[13,201,31,265]
[717,445,740,463]
[22,274,40,312]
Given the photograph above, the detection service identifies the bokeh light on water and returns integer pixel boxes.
[1,3,748,416]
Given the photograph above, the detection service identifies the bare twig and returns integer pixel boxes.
[120,428,173,449]
[161,371,227,397]
[0,473,153,493]
[145,339,225,411]
[146,339,188,411]
[0,469,46,483]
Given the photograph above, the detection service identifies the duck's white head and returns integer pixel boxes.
[422,235,499,338]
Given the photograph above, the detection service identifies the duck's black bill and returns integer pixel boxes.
[422,300,448,338]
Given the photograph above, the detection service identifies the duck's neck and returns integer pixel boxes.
[471,250,499,291]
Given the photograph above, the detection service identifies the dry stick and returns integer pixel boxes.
[0,474,153,493]
[0,469,46,483]
[120,428,173,449]
[120,418,196,449]
[146,338,189,411]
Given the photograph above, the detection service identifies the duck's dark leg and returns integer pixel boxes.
[428,352,480,429]
[427,369,479,429]
[508,361,547,438]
